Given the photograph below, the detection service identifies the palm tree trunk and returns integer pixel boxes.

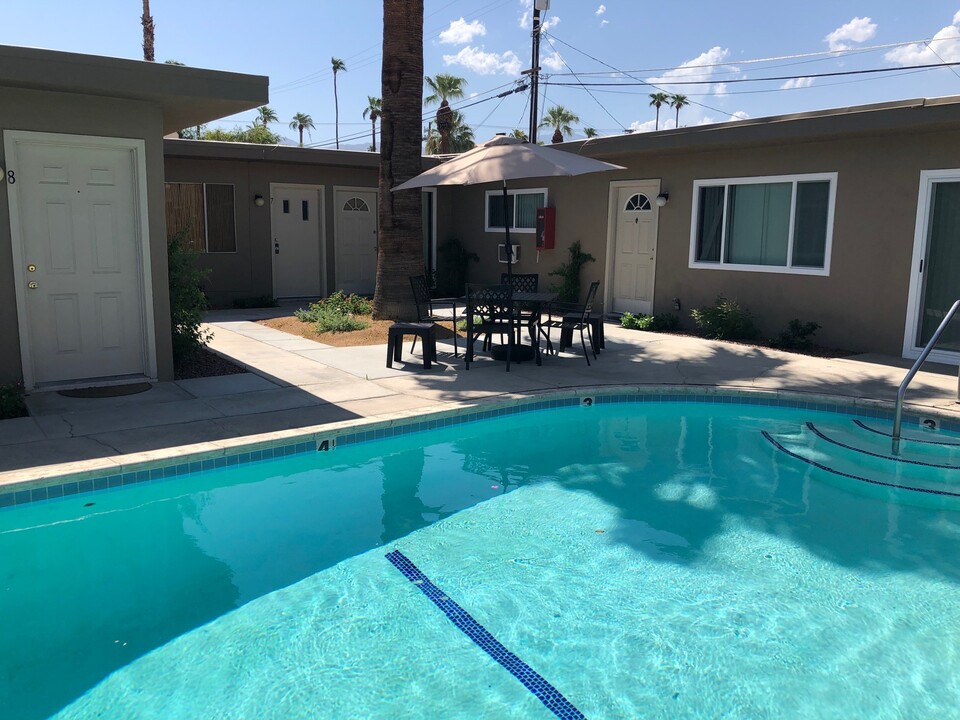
[141,0,155,62]
[655,106,660,131]
[371,118,377,152]
[675,106,680,127]
[373,0,425,321]
[299,125,304,146]
[334,73,340,149]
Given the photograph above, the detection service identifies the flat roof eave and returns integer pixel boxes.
[0,44,269,134]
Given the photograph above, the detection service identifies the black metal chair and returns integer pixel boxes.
[465,284,515,372]
[500,272,540,343]
[409,275,465,357]
[541,281,601,366]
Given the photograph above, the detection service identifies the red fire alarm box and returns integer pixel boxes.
[536,207,555,250]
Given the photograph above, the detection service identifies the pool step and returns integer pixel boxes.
[763,421,960,507]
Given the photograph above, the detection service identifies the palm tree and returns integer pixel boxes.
[649,92,670,130]
[539,105,580,144]
[671,94,690,127]
[583,127,598,138]
[288,112,315,147]
[363,96,382,152]
[372,0,425,321]
[141,0,155,62]
[424,73,467,154]
[510,129,529,141]
[331,57,347,149]
[424,110,474,154]
[255,106,278,127]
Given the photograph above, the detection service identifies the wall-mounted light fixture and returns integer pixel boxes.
[656,192,669,208]
[254,194,265,207]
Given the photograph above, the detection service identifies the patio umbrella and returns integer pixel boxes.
[392,134,625,281]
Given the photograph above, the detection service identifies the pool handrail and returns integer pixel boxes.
[892,298,960,455]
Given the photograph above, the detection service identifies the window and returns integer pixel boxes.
[164,182,237,253]
[485,188,547,233]
[343,197,370,212]
[625,193,652,211]
[690,173,836,274]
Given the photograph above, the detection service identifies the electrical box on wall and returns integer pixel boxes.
[536,207,555,250]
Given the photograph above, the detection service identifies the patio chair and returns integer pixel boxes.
[464,283,515,372]
[409,275,465,357]
[501,272,540,343]
[541,281,601,366]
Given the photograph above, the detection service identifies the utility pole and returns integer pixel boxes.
[527,0,549,143]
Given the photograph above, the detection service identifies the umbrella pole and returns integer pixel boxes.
[502,181,512,283]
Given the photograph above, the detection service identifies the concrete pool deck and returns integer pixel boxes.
[1,308,958,484]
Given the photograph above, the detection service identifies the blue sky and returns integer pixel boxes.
[6,1,960,148]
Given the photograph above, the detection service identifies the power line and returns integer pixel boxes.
[544,36,626,132]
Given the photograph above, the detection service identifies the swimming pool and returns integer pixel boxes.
[2,392,960,719]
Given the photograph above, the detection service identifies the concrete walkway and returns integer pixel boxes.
[2,309,958,483]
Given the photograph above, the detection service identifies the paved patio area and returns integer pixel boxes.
[2,308,958,484]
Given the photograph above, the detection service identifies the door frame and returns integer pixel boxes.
[4,129,156,390]
[603,179,661,316]
[269,182,326,298]
[333,185,378,293]
[902,168,960,365]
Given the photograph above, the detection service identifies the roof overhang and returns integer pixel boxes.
[0,45,269,135]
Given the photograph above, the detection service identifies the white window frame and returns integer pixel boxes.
[165,181,238,254]
[688,172,837,276]
[484,187,548,234]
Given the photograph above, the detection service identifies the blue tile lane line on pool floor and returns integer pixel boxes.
[4,392,956,510]
[761,430,960,498]
[384,550,587,720]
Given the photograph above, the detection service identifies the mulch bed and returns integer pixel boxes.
[256,315,460,347]
[175,347,247,380]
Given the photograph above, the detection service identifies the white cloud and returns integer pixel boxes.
[824,16,877,52]
[713,82,728,96]
[542,15,560,31]
[731,111,750,121]
[648,46,737,96]
[781,76,815,89]
[518,0,532,29]
[439,18,486,45]
[542,51,564,72]
[885,13,960,64]
[596,4,606,15]
[628,118,670,133]
[600,19,609,28]
[443,46,523,76]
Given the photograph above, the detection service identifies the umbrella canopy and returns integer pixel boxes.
[392,134,625,191]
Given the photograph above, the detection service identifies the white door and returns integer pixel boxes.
[271,184,324,298]
[903,170,960,363]
[612,182,660,315]
[335,188,378,295]
[5,132,149,387]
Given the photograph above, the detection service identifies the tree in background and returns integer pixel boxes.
[373,0,424,320]
[671,93,690,127]
[510,128,529,141]
[648,92,670,130]
[255,106,278,127]
[540,105,580,144]
[331,57,347,149]
[583,127,598,138]
[141,0,155,61]
[202,125,281,144]
[424,110,474,154]
[289,112,315,147]
[424,73,466,154]
[363,96,382,152]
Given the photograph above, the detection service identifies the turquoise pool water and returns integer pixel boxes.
[2,400,960,719]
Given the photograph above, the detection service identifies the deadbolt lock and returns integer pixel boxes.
[27,281,38,289]
[27,264,36,272]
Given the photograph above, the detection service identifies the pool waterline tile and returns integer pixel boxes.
[1,386,955,510]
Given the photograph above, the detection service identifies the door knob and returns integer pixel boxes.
[28,281,38,289]
[27,264,36,272]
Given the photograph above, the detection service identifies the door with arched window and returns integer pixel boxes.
[334,187,378,295]
[611,182,661,314]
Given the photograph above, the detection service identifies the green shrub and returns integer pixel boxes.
[295,291,371,322]
[313,305,369,334]
[232,295,279,309]
[168,229,212,361]
[549,241,596,304]
[690,296,757,340]
[770,319,821,351]
[620,312,679,332]
[0,382,26,419]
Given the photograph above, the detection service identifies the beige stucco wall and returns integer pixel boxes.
[164,156,379,305]
[443,127,960,355]
[0,86,172,385]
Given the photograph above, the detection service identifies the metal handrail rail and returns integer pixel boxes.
[892,298,960,455]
